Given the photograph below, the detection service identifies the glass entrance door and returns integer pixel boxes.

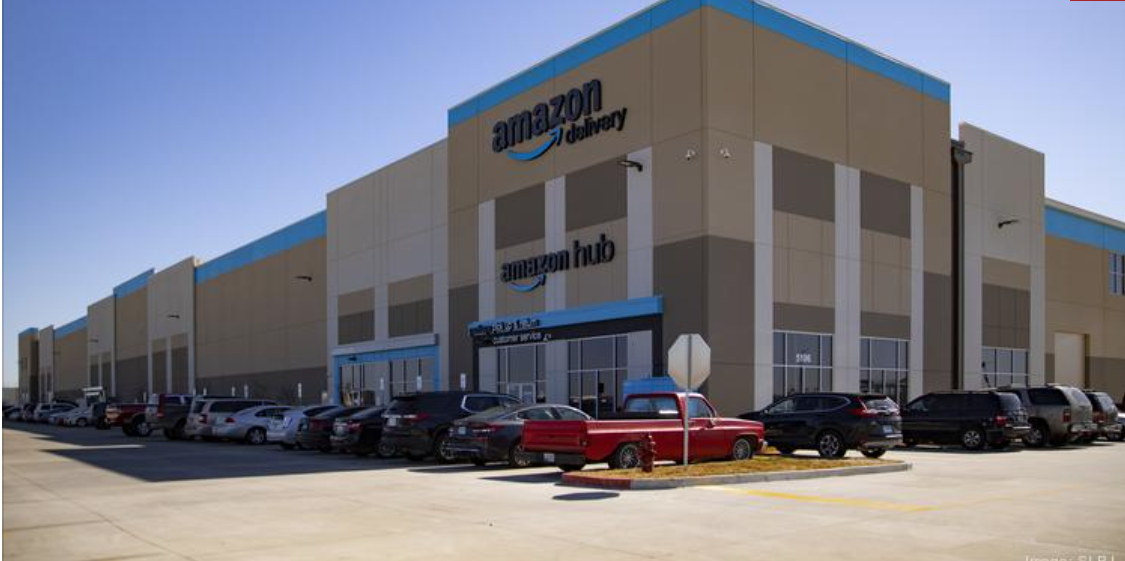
[566,335,627,418]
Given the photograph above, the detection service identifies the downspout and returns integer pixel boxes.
[951,140,973,390]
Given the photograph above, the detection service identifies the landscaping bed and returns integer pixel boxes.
[560,454,909,490]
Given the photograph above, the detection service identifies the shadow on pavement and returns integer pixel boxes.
[481,472,562,484]
[4,422,415,483]
[552,491,619,501]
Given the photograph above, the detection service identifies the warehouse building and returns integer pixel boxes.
[16,0,1124,413]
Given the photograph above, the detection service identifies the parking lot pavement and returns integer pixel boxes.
[4,423,1124,561]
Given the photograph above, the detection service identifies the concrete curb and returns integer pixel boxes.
[560,462,911,490]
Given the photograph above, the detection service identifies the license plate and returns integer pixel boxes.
[882,425,894,435]
[458,426,467,435]
[387,418,398,427]
[543,453,555,463]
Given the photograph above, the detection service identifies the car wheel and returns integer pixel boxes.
[731,437,755,461]
[376,441,397,459]
[861,448,887,459]
[75,418,88,428]
[559,463,585,472]
[609,442,642,469]
[960,427,986,451]
[989,438,1011,450]
[774,445,795,455]
[816,431,845,459]
[433,431,457,464]
[245,428,267,445]
[1023,422,1048,448]
[280,442,295,451]
[507,441,534,468]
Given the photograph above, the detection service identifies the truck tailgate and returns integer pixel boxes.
[522,420,587,453]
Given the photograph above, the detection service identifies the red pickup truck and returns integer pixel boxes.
[522,392,764,471]
[105,403,151,437]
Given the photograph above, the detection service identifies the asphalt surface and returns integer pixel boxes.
[4,422,1124,560]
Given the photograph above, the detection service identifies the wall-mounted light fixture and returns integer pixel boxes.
[684,149,697,161]
[997,218,1020,229]
[616,159,643,173]
[294,275,314,282]
[719,147,732,159]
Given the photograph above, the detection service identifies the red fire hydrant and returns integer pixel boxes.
[639,433,657,473]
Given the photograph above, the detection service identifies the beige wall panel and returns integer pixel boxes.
[923,97,951,194]
[983,256,1031,291]
[449,120,480,213]
[55,329,88,394]
[495,184,546,249]
[705,130,754,242]
[787,249,824,307]
[87,296,115,359]
[334,175,377,258]
[449,207,479,288]
[1104,310,1125,360]
[754,27,846,165]
[923,188,952,275]
[335,249,375,295]
[477,81,557,201]
[285,239,327,324]
[338,289,375,317]
[704,8,753,138]
[195,281,220,345]
[115,289,148,360]
[388,230,433,283]
[822,254,836,307]
[652,12,702,143]
[389,274,433,307]
[773,210,789,249]
[653,131,704,244]
[773,248,790,303]
[872,263,905,315]
[847,66,924,186]
[286,321,326,369]
[1046,237,1104,308]
[388,149,435,241]
[861,258,875,312]
[250,253,287,333]
[565,219,628,308]
[788,214,824,254]
[553,37,653,179]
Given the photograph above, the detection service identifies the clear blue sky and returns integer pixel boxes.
[4,0,1124,387]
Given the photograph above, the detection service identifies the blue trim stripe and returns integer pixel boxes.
[20,327,39,337]
[55,316,87,339]
[195,211,326,285]
[448,0,949,127]
[1046,207,1125,254]
[469,295,663,332]
[332,344,441,405]
[114,269,154,298]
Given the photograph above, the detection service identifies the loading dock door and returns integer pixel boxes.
[1053,333,1085,387]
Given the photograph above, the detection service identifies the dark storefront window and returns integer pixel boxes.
[860,337,909,406]
[567,335,628,418]
[772,332,833,402]
[497,343,546,404]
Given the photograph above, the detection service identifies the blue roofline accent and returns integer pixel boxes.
[55,316,88,339]
[114,269,155,298]
[19,327,39,337]
[469,295,663,332]
[195,211,326,285]
[1046,207,1125,254]
[448,0,950,127]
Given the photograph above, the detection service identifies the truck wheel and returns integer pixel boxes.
[731,437,755,461]
[507,441,533,468]
[861,448,887,459]
[816,430,846,458]
[960,428,986,451]
[132,418,152,438]
[609,443,642,470]
[245,428,267,445]
[1023,421,1048,448]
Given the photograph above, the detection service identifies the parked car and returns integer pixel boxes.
[1082,391,1122,442]
[211,405,292,444]
[296,406,366,452]
[1000,386,1095,447]
[381,392,524,463]
[145,393,194,440]
[3,405,19,420]
[184,398,277,440]
[901,391,1030,450]
[91,402,112,430]
[33,403,74,423]
[106,403,151,436]
[268,404,339,450]
[19,403,38,422]
[444,403,591,467]
[740,393,901,458]
[47,406,76,425]
[330,407,392,457]
[523,392,765,471]
[60,405,95,427]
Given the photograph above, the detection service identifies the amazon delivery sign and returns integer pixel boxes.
[491,79,627,161]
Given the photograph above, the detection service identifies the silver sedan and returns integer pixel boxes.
[267,404,339,450]
[211,405,291,444]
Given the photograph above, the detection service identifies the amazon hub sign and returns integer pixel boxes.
[491,79,627,161]
[501,234,615,292]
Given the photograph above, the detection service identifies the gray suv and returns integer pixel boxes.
[1001,386,1095,447]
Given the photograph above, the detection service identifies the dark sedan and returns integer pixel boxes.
[295,406,365,452]
[330,406,393,457]
[442,403,591,467]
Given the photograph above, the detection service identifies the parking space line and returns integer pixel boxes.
[698,487,936,513]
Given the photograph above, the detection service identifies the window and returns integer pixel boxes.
[688,397,715,418]
[1111,252,1125,296]
[1028,388,1068,406]
[765,398,796,415]
[554,407,590,421]
[624,396,678,414]
[982,347,1029,388]
[498,343,546,404]
[516,407,555,421]
[860,338,909,406]
[567,335,629,418]
[772,332,833,401]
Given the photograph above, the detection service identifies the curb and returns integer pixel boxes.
[560,462,911,490]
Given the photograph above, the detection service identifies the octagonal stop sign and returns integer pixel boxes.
[667,334,711,391]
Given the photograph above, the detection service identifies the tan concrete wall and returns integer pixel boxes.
[18,331,39,402]
[148,257,197,393]
[37,327,54,401]
[54,328,88,399]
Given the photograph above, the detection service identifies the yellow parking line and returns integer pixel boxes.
[700,487,936,513]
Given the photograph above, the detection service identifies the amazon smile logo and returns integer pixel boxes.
[491,79,628,162]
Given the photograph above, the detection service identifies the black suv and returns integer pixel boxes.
[741,393,901,458]
[381,392,522,463]
[902,391,1030,450]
